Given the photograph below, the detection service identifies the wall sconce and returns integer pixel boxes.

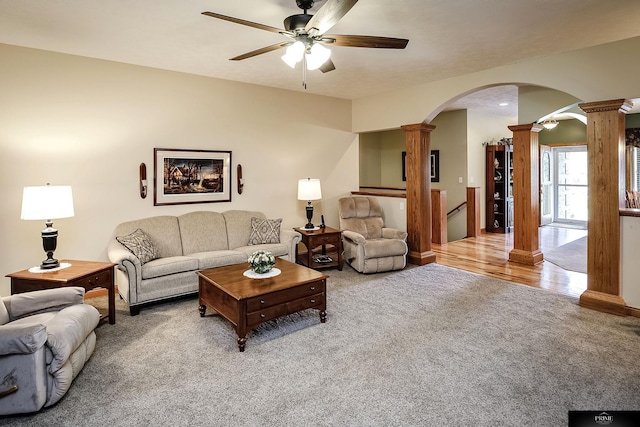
[237,164,244,194]
[140,163,147,199]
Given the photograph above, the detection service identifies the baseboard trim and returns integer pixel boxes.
[626,305,640,318]
[85,286,118,299]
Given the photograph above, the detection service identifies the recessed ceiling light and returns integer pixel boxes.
[499,102,509,106]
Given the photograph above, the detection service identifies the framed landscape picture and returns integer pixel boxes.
[154,148,231,206]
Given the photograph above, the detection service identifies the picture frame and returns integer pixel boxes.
[402,150,440,182]
[154,148,231,206]
[430,150,440,182]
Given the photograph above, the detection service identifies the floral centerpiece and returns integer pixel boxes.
[248,250,275,274]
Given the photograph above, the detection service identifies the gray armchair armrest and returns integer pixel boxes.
[0,323,47,356]
[342,230,366,245]
[382,227,408,241]
[3,287,85,321]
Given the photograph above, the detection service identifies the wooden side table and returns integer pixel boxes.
[294,226,343,271]
[6,259,116,325]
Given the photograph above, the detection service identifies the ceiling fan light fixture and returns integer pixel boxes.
[281,41,305,68]
[305,43,331,70]
[542,118,558,130]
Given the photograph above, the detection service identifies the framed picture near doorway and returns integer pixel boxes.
[430,150,440,182]
[154,148,232,206]
[402,150,440,182]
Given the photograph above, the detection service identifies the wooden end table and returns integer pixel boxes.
[294,226,343,271]
[6,259,116,325]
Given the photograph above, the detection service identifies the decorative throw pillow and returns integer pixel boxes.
[116,228,159,265]
[248,217,282,245]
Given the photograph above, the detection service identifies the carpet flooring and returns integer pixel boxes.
[544,236,587,274]
[3,263,639,426]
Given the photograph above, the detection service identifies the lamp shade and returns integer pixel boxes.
[306,43,331,71]
[21,185,75,221]
[297,178,322,201]
[281,41,305,68]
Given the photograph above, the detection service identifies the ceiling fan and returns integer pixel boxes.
[202,0,409,86]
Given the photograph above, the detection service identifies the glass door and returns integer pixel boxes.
[554,146,588,225]
[540,145,553,225]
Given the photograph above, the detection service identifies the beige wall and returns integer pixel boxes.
[359,132,381,186]
[0,44,358,295]
[352,36,640,133]
[430,111,467,241]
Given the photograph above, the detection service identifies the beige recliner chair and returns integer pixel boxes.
[338,196,408,273]
[0,287,100,415]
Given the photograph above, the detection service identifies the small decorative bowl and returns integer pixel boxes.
[248,250,275,274]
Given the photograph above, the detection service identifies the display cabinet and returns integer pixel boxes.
[486,145,513,233]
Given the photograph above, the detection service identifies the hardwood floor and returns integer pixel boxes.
[432,225,588,299]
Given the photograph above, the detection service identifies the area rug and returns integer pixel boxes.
[544,236,587,274]
[3,263,639,426]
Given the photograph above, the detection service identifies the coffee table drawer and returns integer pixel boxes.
[247,292,324,326]
[246,281,325,312]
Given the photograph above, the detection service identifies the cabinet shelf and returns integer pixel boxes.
[486,145,513,233]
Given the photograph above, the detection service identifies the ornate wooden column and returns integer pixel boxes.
[401,123,437,265]
[579,99,632,316]
[508,123,544,265]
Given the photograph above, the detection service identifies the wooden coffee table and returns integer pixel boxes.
[197,259,328,352]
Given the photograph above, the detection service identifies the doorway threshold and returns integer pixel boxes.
[544,222,587,230]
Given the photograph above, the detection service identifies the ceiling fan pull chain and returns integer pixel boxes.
[302,55,307,89]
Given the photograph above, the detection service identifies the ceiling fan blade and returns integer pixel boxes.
[305,0,359,37]
[319,59,336,73]
[230,42,292,61]
[324,34,409,49]
[202,11,284,34]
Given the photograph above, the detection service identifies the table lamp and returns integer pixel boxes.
[297,178,322,229]
[21,183,75,269]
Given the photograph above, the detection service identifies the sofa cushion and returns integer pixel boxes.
[178,211,229,255]
[141,256,199,280]
[234,243,289,260]
[248,217,282,245]
[116,229,160,265]
[112,216,183,258]
[362,238,407,259]
[223,210,266,250]
[189,250,249,270]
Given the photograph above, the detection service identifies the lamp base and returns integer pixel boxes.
[305,204,314,229]
[41,224,59,269]
[304,223,315,229]
[40,255,60,269]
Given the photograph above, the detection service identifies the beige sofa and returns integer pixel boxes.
[107,210,301,315]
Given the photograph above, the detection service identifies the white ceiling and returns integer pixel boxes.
[2,0,640,114]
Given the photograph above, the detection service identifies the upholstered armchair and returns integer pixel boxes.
[338,196,408,273]
[0,287,100,415]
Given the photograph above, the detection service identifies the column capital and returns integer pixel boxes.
[508,123,544,133]
[401,123,436,133]
[579,98,633,114]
